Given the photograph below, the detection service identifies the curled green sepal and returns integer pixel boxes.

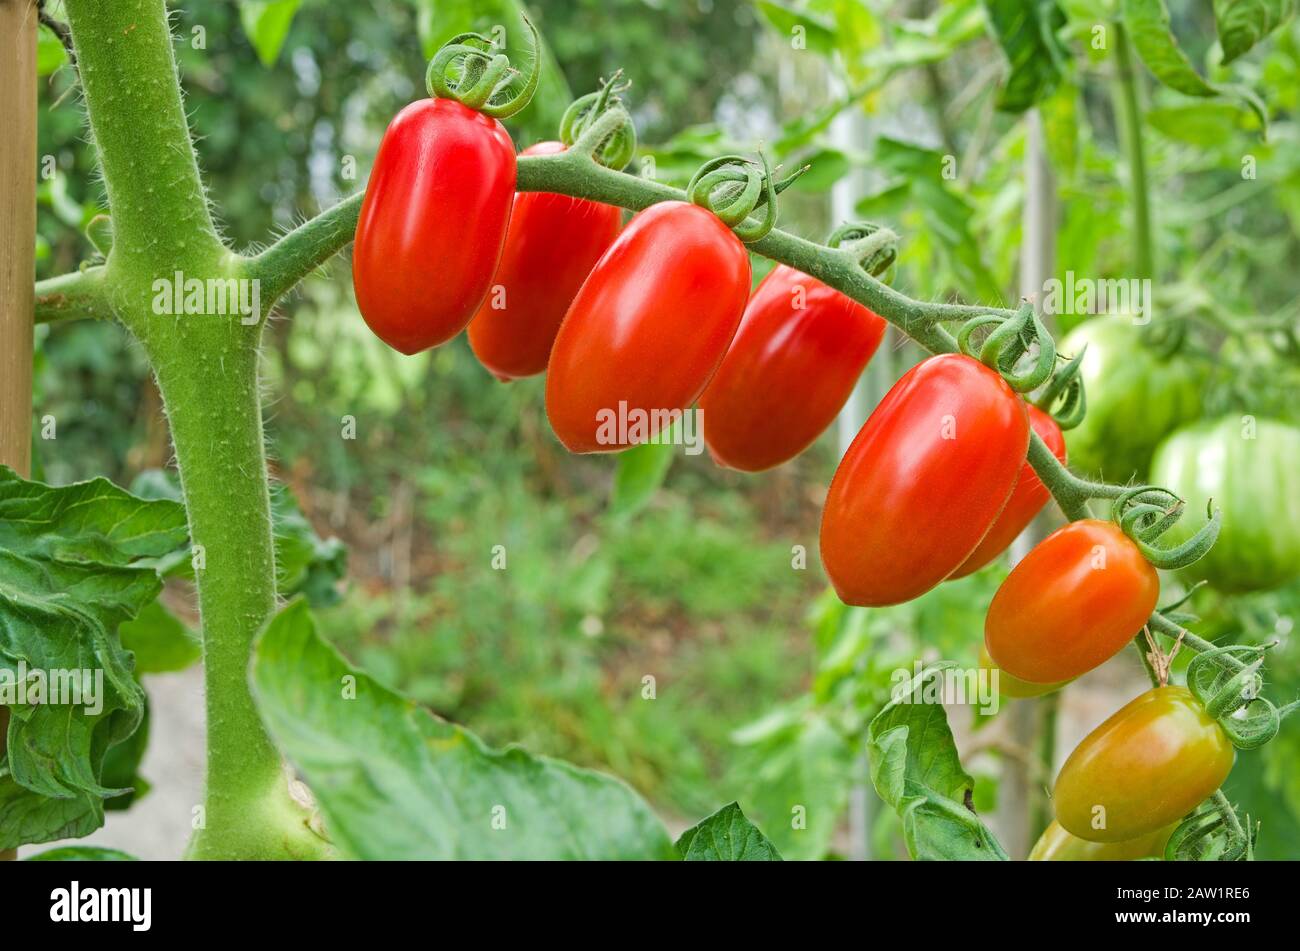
[425,15,540,119]
[1165,800,1253,861]
[955,314,1004,358]
[980,303,1056,392]
[85,214,113,258]
[1033,346,1087,431]
[687,152,789,243]
[1114,485,1222,570]
[827,222,899,280]
[957,305,1055,391]
[1187,644,1280,749]
[559,71,637,170]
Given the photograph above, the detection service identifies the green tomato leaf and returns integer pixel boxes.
[857,137,1003,305]
[772,1,984,155]
[270,485,348,606]
[754,1,839,56]
[100,694,150,812]
[1214,0,1295,65]
[0,467,188,850]
[24,845,138,861]
[1122,0,1268,133]
[37,24,68,76]
[251,599,678,860]
[729,707,853,860]
[609,430,677,519]
[239,0,302,68]
[117,600,200,675]
[867,664,1008,860]
[676,801,783,860]
[980,0,1070,113]
[791,146,852,192]
[1146,101,1251,145]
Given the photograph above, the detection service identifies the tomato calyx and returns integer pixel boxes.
[686,152,805,243]
[425,15,540,119]
[1187,643,1281,749]
[1033,344,1088,430]
[559,70,637,171]
[1114,484,1222,570]
[827,221,899,280]
[956,302,1055,393]
[1165,794,1255,861]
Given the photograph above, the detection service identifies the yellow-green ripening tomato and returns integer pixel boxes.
[1029,820,1176,860]
[1150,415,1300,593]
[978,646,1068,699]
[1058,319,1202,482]
[1053,686,1234,843]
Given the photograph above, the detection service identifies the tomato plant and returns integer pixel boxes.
[545,200,750,453]
[820,353,1028,606]
[984,519,1159,684]
[353,98,516,354]
[467,141,623,380]
[1151,416,1300,592]
[700,263,887,471]
[12,0,1299,871]
[1053,686,1235,843]
[1058,319,1202,481]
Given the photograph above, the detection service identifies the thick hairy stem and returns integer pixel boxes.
[64,0,225,271]
[152,341,326,859]
[64,0,325,859]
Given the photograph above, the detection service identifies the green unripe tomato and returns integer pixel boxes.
[978,645,1068,700]
[1059,319,1202,482]
[1151,415,1300,592]
[1029,820,1175,860]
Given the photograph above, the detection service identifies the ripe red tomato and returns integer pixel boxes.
[698,265,886,471]
[353,98,515,354]
[545,200,750,453]
[1029,819,1175,860]
[820,354,1029,606]
[984,519,1159,684]
[949,406,1066,578]
[1053,686,1234,842]
[467,142,623,380]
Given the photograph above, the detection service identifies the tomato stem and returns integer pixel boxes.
[60,0,329,859]
[1029,692,1059,841]
[1112,21,1154,281]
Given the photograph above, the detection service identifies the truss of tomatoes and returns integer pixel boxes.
[353,89,1240,858]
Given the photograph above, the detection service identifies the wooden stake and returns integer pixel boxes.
[0,0,38,861]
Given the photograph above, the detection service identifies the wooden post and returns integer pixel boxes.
[0,0,37,861]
